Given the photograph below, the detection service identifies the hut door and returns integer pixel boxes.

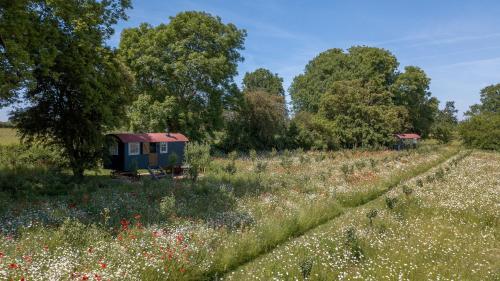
[148,143,158,167]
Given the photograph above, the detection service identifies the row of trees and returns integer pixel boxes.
[0,2,496,177]
[459,84,500,150]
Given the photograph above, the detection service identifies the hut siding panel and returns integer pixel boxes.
[124,143,149,171]
[158,142,185,167]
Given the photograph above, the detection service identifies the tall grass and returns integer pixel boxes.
[196,147,461,279]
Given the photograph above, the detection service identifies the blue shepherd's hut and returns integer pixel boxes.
[104,132,188,172]
[394,133,421,150]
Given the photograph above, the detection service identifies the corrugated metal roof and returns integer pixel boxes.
[110,133,189,143]
[395,133,421,139]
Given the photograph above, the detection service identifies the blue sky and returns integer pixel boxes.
[2,0,500,120]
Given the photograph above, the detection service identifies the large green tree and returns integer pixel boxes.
[318,80,407,148]
[391,66,438,137]
[119,12,246,141]
[1,0,132,178]
[290,46,399,113]
[432,101,458,143]
[223,68,287,150]
[226,91,287,150]
[289,46,414,148]
[466,83,500,116]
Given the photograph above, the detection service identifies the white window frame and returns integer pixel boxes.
[128,142,140,155]
[160,142,168,154]
[109,142,119,156]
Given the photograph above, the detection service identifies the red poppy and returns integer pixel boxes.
[176,234,184,244]
[9,263,19,269]
[20,277,25,281]
[82,275,89,280]
[134,214,141,220]
[0,252,4,258]
[120,219,129,231]
[99,262,107,269]
[94,274,102,281]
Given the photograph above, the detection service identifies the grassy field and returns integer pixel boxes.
[0,128,18,145]
[226,151,500,280]
[0,143,474,280]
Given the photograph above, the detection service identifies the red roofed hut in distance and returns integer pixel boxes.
[104,132,188,172]
[394,133,421,150]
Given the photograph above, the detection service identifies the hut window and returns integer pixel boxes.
[109,142,119,155]
[160,142,168,153]
[129,142,140,155]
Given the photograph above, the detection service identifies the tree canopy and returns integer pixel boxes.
[317,80,407,148]
[222,68,287,150]
[466,83,500,116]
[288,46,440,148]
[242,68,285,97]
[119,11,247,141]
[2,0,132,177]
[290,47,399,113]
[460,84,500,150]
[391,66,439,137]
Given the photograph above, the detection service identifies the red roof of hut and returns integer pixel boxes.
[111,133,188,143]
[395,133,421,139]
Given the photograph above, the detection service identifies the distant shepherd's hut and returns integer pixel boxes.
[394,133,421,150]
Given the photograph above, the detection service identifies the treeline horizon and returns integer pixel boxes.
[1,2,498,177]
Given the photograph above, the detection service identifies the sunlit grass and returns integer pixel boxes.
[0,128,18,145]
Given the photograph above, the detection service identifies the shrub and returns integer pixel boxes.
[344,227,363,261]
[434,168,445,180]
[254,160,268,174]
[459,113,500,151]
[432,122,454,144]
[299,257,314,279]
[159,195,176,218]
[225,151,238,175]
[426,174,435,183]
[385,197,398,210]
[416,179,424,188]
[366,209,378,226]
[184,142,211,183]
[402,185,413,197]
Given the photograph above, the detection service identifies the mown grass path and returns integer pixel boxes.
[205,147,461,280]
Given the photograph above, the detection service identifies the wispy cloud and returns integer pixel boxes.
[370,31,500,49]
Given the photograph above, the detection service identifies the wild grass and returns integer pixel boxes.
[0,143,465,280]
[226,151,499,280]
